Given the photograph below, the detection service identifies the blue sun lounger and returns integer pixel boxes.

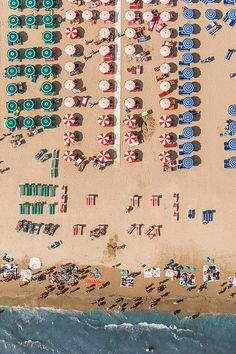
[225,49,234,60]
[202,211,207,223]
[207,210,213,221]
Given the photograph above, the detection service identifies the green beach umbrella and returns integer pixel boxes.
[25,0,36,8]
[6,117,17,129]
[7,49,19,61]
[25,15,36,27]
[6,83,18,95]
[6,65,18,77]
[41,47,52,59]
[8,31,20,43]
[7,100,18,113]
[8,15,20,27]
[42,14,54,26]
[25,48,37,59]
[41,64,52,76]
[41,81,53,94]
[23,116,34,128]
[42,0,54,9]
[23,99,35,111]
[42,31,54,44]
[24,65,36,76]
[41,99,53,110]
[8,0,20,10]
[41,115,52,128]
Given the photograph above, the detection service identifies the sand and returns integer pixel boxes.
[0,0,236,313]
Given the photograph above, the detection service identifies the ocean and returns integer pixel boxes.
[0,307,235,354]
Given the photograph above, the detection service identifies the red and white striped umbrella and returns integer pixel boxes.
[98,115,110,127]
[124,150,136,163]
[159,133,171,146]
[64,132,75,144]
[63,150,75,162]
[66,27,78,39]
[159,151,171,163]
[123,114,137,129]
[63,113,75,126]
[97,133,110,145]
[159,115,172,128]
[97,150,110,162]
[124,132,138,145]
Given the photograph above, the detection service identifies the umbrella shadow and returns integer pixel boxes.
[192,155,201,166]
[54,64,62,76]
[74,113,83,126]
[52,81,62,95]
[193,10,201,20]
[109,79,117,92]
[171,28,178,39]
[77,27,85,39]
[192,126,201,137]
[19,31,28,43]
[170,114,179,127]
[192,52,201,63]
[108,149,117,161]
[192,140,201,152]
[169,62,178,74]
[216,10,223,20]
[73,149,85,159]
[193,24,201,35]
[54,47,62,60]
[76,44,84,57]
[193,67,201,78]
[74,131,83,142]
[193,38,201,49]
[53,31,62,44]
[52,114,61,127]
[135,79,143,91]
[134,44,144,55]
[168,149,178,160]
[192,96,201,107]
[134,149,143,161]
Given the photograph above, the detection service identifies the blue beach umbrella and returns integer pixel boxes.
[229,157,236,168]
[183,97,194,108]
[183,8,194,19]
[182,142,194,154]
[228,9,236,20]
[183,38,194,50]
[183,127,194,138]
[183,67,194,79]
[205,9,216,20]
[228,104,236,116]
[182,53,193,64]
[182,157,194,169]
[182,23,194,35]
[229,121,236,132]
[182,111,193,123]
[228,138,236,150]
[183,82,194,94]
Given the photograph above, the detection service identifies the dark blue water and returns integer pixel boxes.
[0,307,235,354]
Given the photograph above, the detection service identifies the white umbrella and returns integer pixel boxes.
[160,0,171,4]
[160,46,171,57]
[160,98,170,109]
[99,80,110,91]
[99,97,110,108]
[64,96,75,108]
[65,61,75,72]
[99,27,110,39]
[125,28,136,38]
[66,10,76,21]
[160,28,171,39]
[160,11,171,22]
[143,0,152,3]
[100,11,110,21]
[125,44,135,55]
[125,10,135,21]
[101,0,110,3]
[143,11,154,22]
[82,10,93,20]
[126,0,136,3]
[99,45,110,56]
[29,257,41,270]
[160,81,170,91]
[64,79,75,90]
[99,62,110,73]
[65,44,76,56]
[125,80,135,91]
[160,63,170,74]
[125,98,135,109]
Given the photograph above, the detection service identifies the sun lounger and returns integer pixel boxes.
[154,226,160,237]
[173,211,179,220]
[37,184,43,196]
[48,203,55,215]
[127,223,136,235]
[135,224,141,236]
[150,195,160,206]
[31,203,35,215]
[43,184,49,197]
[49,185,55,197]
[24,203,30,215]
[202,210,207,223]
[145,225,155,236]
[25,184,31,196]
[31,184,37,196]
[19,204,24,214]
[207,210,213,221]
[173,193,179,202]
[19,184,25,196]
[73,224,78,236]
[225,49,234,60]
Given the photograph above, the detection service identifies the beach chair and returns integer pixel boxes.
[37,184,43,196]
[73,224,78,236]
[229,19,236,27]
[24,203,30,215]
[19,204,24,214]
[145,225,155,236]
[89,195,95,205]
[32,184,37,196]
[43,184,49,197]
[154,226,160,237]
[202,211,207,223]
[127,224,136,235]
[173,211,179,221]
[225,49,234,60]
[150,195,159,206]
[19,184,25,196]
[135,224,141,236]
[207,210,213,222]
[49,185,55,197]
[222,13,229,22]
[25,183,31,196]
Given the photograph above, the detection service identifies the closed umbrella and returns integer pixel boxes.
[124,132,138,145]
[63,151,75,162]
[98,133,110,145]
[99,27,110,39]
[97,150,110,162]
[123,115,137,129]
[99,62,110,73]
[65,45,76,56]
[160,11,171,22]
[64,79,75,90]
[125,80,135,91]
[65,61,75,72]
[160,81,170,92]
[159,151,171,163]
[159,133,171,145]
[124,150,137,163]
[100,11,110,21]
[160,28,171,39]
[160,98,171,109]
[98,115,110,127]
[64,132,75,144]
[82,10,93,20]
[99,45,110,56]
[99,80,110,91]
[125,45,135,55]
[66,10,76,20]
[159,115,172,127]
[64,97,75,108]
[63,113,75,126]
[99,97,110,109]
[160,63,170,74]
[160,46,171,57]
[66,27,78,39]
[143,11,154,22]
[125,98,135,109]
[125,11,135,21]
[125,28,136,38]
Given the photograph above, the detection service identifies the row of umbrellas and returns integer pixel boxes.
[66,9,111,22]
[6,45,55,59]
[6,64,53,77]
[9,0,55,10]
[6,115,52,129]
[63,150,138,163]
[8,14,55,27]
[7,99,55,112]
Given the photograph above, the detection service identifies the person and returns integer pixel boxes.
[145,347,154,352]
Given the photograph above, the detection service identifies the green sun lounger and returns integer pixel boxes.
[19,204,24,214]
[49,184,55,197]
[37,184,43,196]
[51,159,56,169]
[43,184,49,197]
[32,184,37,196]
[19,184,25,196]
[25,183,31,196]
[48,203,55,215]
[50,168,56,178]
[36,202,43,214]
[31,203,36,214]
[24,203,30,215]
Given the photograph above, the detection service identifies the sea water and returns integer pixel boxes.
[0,307,235,354]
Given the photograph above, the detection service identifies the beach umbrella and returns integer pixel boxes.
[125,80,135,91]
[159,133,171,145]
[41,64,52,76]
[160,98,171,109]
[160,46,171,57]
[160,0,171,3]
[125,28,136,38]
[99,80,110,91]
[160,81,171,92]
[7,100,18,113]
[63,151,75,162]
[125,45,135,55]
[66,10,76,20]
[6,117,17,130]
[8,31,19,43]
[26,15,36,28]
[182,142,194,154]
[228,139,236,150]
[182,157,193,169]
[143,0,152,3]
[23,116,34,128]
[182,82,194,94]
[229,121,236,132]
[183,8,194,19]
[29,257,41,270]
[160,11,171,22]
[125,98,135,109]
[42,0,54,9]
[97,133,110,145]
[182,52,193,64]
[84,0,91,2]
[143,11,154,22]
[63,113,75,126]
[6,65,18,77]
[100,11,110,21]
[41,98,53,110]
[183,97,194,108]
[159,151,171,163]
[7,49,19,61]
[229,156,236,168]
[64,132,75,144]
[41,82,53,94]
[160,28,171,39]
[124,150,136,163]
[8,15,20,27]
[41,116,52,128]
[64,79,75,90]
[82,10,93,20]
[65,61,75,72]
[182,111,193,123]
[65,44,76,56]
[160,63,171,74]
[99,97,110,109]
[228,105,236,116]
[98,115,110,127]
[99,27,110,39]
[182,23,194,35]
[23,99,35,111]
[25,48,37,60]
[41,47,53,59]
[159,115,172,128]
[99,45,110,56]
[97,150,110,162]
[66,27,78,39]
[42,31,54,44]
[99,62,110,73]
[182,127,194,139]
[183,67,194,79]
[127,0,136,3]
[124,132,138,145]
[228,9,236,20]
[42,14,54,26]
[9,0,20,10]
[64,97,75,108]
[125,11,135,21]
[123,115,137,129]
[101,0,110,3]
[6,83,18,96]
[182,38,194,50]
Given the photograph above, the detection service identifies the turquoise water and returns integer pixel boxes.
[0,307,235,354]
